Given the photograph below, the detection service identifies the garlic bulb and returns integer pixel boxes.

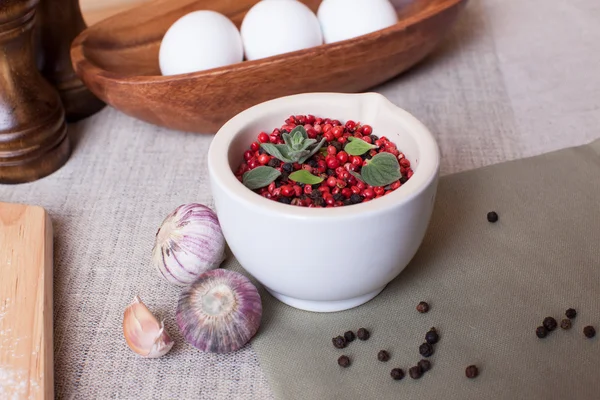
[152,203,226,286]
[123,296,174,358]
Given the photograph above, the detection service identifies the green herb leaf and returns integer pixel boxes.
[242,166,281,190]
[349,170,365,182]
[319,147,328,156]
[289,170,324,185]
[344,137,378,156]
[360,153,401,187]
[282,132,293,147]
[261,143,294,163]
[289,126,308,141]
[298,138,327,164]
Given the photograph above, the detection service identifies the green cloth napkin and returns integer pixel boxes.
[229,140,600,400]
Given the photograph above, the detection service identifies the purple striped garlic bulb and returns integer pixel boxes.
[176,269,262,353]
[152,203,226,286]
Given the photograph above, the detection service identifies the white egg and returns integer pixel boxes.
[318,0,399,44]
[159,11,244,76]
[241,1,323,61]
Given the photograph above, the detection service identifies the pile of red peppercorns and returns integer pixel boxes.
[234,114,414,207]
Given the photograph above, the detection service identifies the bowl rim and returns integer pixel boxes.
[208,92,440,219]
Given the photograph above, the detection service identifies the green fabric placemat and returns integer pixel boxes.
[229,140,600,400]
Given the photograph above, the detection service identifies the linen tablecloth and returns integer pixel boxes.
[1,0,599,398]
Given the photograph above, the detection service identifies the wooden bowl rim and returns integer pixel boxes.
[71,0,466,85]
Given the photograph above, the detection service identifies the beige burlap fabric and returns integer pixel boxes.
[1,0,599,398]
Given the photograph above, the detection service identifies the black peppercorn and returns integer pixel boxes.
[416,301,430,313]
[313,197,325,207]
[409,366,423,379]
[332,141,343,152]
[419,343,434,358]
[377,350,390,362]
[365,153,373,160]
[543,317,558,332]
[278,197,292,205]
[390,368,404,380]
[357,328,370,341]
[267,158,281,168]
[370,135,379,141]
[536,326,548,338]
[425,327,439,344]
[583,326,596,338]
[465,365,479,379]
[282,163,294,172]
[400,176,408,184]
[560,319,572,330]
[326,168,336,176]
[316,134,323,142]
[333,193,344,202]
[487,211,499,223]
[338,355,351,368]
[350,194,363,204]
[307,159,318,168]
[343,199,352,206]
[280,172,289,182]
[418,359,432,372]
[566,308,577,319]
[332,336,346,349]
[344,331,355,343]
[258,147,266,155]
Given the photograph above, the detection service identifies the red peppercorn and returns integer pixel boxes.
[375,139,382,147]
[306,128,317,139]
[248,159,260,169]
[258,132,269,143]
[351,156,362,167]
[324,132,335,142]
[400,158,411,168]
[332,126,344,139]
[345,120,356,131]
[317,160,327,173]
[320,185,331,194]
[335,166,346,177]
[243,150,253,161]
[293,185,302,197]
[380,136,389,143]
[250,142,260,152]
[293,163,302,170]
[357,181,366,190]
[332,119,341,126]
[327,176,337,187]
[268,182,276,193]
[362,136,372,144]
[363,188,375,199]
[302,165,313,173]
[336,151,349,164]
[398,152,405,160]
[327,157,340,169]
[374,186,385,196]
[407,169,414,178]
[342,188,352,198]
[281,186,294,197]
[353,132,363,139]
[339,170,350,180]
[325,196,335,206]
[327,145,337,155]
[361,125,373,135]
[391,181,401,190]
[314,124,322,133]
[332,187,340,195]
[351,186,361,195]
[304,185,313,195]
[306,115,316,124]
[323,123,333,133]
[258,154,270,165]
[338,137,347,144]
[269,134,278,144]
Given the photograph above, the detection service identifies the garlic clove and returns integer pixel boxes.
[152,203,226,287]
[123,296,174,358]
[176,269,262,354]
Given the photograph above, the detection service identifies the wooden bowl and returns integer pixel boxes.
[71,0,467,134]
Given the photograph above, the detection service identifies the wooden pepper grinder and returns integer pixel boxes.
[0,0,70,184]
[36,0,105,122]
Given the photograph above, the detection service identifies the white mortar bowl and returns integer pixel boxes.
[208,93,440,312]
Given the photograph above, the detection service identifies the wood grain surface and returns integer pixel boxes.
[0,203,54,399]
[71,0,467,133]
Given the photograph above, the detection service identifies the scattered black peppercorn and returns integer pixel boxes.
[326,168,336,176]
[536,326,548,338]
[313,197,325,207]
[487,211,499,223]
[307,159,318,168]
[583,326,596,338]
[350,194,363,204]
[465,365,479,379]
[280,172,289,182]
[390,368,405,380]
[333,193,345,202]
[343,199,352,206]
[278,197,292,205]
[419,343,434,358]
[282,163,293,172]
[357,328,370,341]
[425,327,439,344]
[560,319,572,330]
[543,317,558,332]
[416,301,430,313]
[400,176,408,184]
[267,158,281,168]
[332,336,346,349]
[338,355,351,368]
[344,331,355,343]
[370,135,379,142]
[566,308,577,319]
[258,147,266,155]
[377,350,390,362]
[332,141,343,152]
[409,366,423,379]
[418,359,432,372]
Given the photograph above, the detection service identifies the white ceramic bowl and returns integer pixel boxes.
[208,93,440,312]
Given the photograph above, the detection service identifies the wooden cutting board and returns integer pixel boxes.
[0,202,54,399]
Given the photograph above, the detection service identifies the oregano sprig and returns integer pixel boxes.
[260,126,326,164]
[359,153,401,187]
[344,137,378,156]
[242,166,281,190]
